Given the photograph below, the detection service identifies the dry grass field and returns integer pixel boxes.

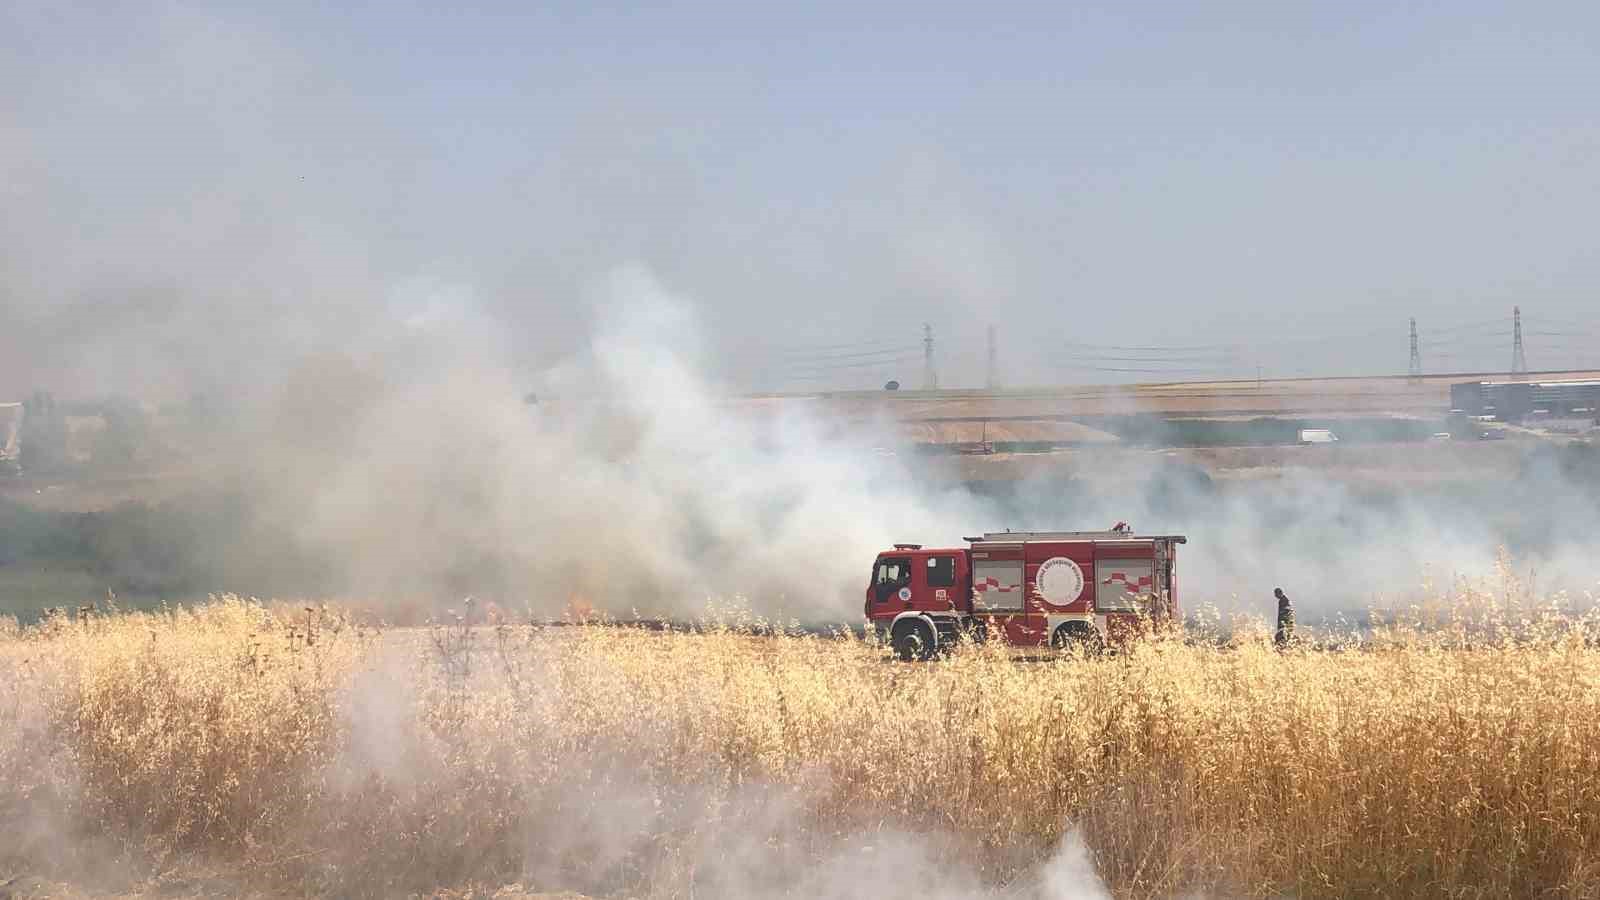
[4,570,1600,899]
[743,369,1600,421]
[950,439,1536,487]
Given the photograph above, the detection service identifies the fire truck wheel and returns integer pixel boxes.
[892,620,935,662]
[1052,623,1103,656]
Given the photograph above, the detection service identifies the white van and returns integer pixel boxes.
[1297,428,1339,444]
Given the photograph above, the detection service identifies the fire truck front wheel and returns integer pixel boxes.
[1052,623,1104,656]
[891,620,935,662]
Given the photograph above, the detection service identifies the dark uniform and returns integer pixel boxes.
[1274,588,1295,647]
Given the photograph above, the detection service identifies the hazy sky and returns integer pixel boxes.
[3,0,1598,398]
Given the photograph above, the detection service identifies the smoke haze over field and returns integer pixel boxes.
[13,260,1596,624]
[3,2,1600,621]
[230,266,1600,620]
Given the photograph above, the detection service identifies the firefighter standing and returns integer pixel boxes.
[1273,587,1295,648]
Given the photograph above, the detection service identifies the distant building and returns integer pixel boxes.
[1,401,21,467]
[1451,379,1600,422]
[19,391,69,472]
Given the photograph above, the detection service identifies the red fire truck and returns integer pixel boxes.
[865,527,1186,660]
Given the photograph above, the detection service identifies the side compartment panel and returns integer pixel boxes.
[971,544,1024,613]
[1023,541,1094,614]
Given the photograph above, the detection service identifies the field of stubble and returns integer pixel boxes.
[4,576,1600,899]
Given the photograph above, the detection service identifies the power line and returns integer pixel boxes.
[777,344,922,363]
[1063,353,1234,364]
[1247,325,1397,346]
[1523,314,1595,329]
[768,310,1589,390]
[776,337,903,356]
[1048,315,1549,351]
[1058,323,1398,351]
[1425,316,1511,336]
[1052,344,1235,361]
[780,371,911,383]
[1054,363,1238,375]
[1423,331,1512,340]
[1420,335,1511,349]
[780,354,921,373]
[1055,340,1239,352]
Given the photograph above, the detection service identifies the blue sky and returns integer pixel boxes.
[3,1,1597,395]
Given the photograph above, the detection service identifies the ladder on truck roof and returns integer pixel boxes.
[966,531,1188,543]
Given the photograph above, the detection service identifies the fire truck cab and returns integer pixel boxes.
[865,528,1186,660]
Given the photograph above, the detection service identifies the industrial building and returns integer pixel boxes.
[1450,379,1600,422]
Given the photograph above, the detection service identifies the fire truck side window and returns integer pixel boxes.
[926,556,956,588]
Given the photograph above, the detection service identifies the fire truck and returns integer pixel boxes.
[864,526,1186,660]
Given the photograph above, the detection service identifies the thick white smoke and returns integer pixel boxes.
[239,265,986,620]
[211,262,1597,631]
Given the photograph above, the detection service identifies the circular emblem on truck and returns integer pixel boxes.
[1036,557,1085,607]
[898,587,912,602]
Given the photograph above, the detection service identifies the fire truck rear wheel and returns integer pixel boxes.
[892,621,935,662]
[1052,623,1103,656]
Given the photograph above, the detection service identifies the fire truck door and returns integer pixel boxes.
[873,557,913,608]
[924,554,960,611]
